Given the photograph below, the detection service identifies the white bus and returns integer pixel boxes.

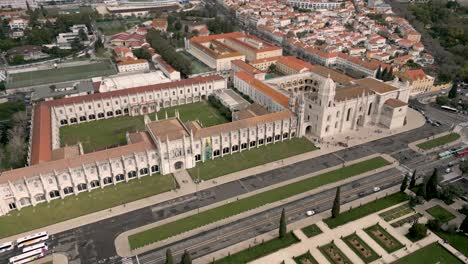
[0,241,13,253]
[16,232,48,248]
[8,248,45,264]
[22,242,48,253]
[441,105,458,113]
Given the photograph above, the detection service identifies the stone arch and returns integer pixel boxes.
[174,161,184,170]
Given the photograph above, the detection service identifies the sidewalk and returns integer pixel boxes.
[115,153,398,257]
[0,109,424,247]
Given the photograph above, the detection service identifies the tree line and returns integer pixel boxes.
[146,29,192,76]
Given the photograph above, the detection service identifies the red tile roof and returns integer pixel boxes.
[30,75,224,165]
[235,71,289,107]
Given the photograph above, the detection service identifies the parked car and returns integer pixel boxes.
[306,210,315,216]
[373,187,381,192]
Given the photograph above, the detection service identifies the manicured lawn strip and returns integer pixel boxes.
[343,233,380,263]
[393,243,463,264]
[60,102,228,153]
[60,115,145,153]
[319,242,352,264]
[155,101,229,127]
[0,174,175,239]
[364,224,404,253]
[188,138,318,180]
[416,133,460,150]
[129,156,390,249]
[426,205,456,223]
[301,224,322,238]
[324,192,409,228]
[293,250,318,264]
[214,233,299,264]
[434,231,468,256]
[8,62,117,88]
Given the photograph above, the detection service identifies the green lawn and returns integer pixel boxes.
[189,138,317,180]
[293,251,318,264]
[60,101,228,153]
[214,233,299,264]
[434,231,468,256]
[319,242,352,264]
[416,133,460,150]
[393,243,463,264]
[7,62,117,88]
[0,174,175,239]
[60,115,145,153]
[156,101,229,127]
[129,156,390,249]
[324,192,409,228]
[343,233,380,263]
[426,205,456,223]
[301,223,322,238]
[365,224,404,253]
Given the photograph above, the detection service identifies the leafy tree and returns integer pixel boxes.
[79,29,88,41]
[0,82,5,91]
[174,20,182,31]
[408,222,427,240]
[165,248,174,264]
[460,216,468,233]
[71,37,82,51]
[448,84,458,99]
[435,96,449,106]
[425,169,439,200]
[133,48,152,60]
[279,208,287,239]
[409,170,417,189]
[332,187,341,218]
[95,36,104,50]
[181,250,192,264]
[267,64,277,74]
[400,174,409,192]
[10,54,24,65]
[460,160,468,173]
[426,219,442,231]
[380,67,388,81]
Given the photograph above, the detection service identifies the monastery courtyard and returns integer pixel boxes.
[60,101,230,153]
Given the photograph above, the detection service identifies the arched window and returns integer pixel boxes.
[116,174,125,182]
[346,108,352,121]
[103,177,113,185]
[63,187,73,195]
[368,103,373,116]
[90,180,100,188]
[77,183,87,191]
[128,171,137,179]
[49,190,60,199]
[151,165,159,172]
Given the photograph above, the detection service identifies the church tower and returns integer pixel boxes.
[318,74,336,108]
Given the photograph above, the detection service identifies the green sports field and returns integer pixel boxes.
[7,61,117,89]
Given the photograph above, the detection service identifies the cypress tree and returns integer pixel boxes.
[409,170,417,189]
[380,67,388,81]
[459,216,468,233]
[448,84,458,99]
[165,248,174,264]
[400,174,409,192]
[376,66,382,79]
[181,250,192,264]
[332,187,341,218]
[279,208,287,239]
[426,169,439,200]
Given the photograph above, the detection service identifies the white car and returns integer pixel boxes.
[373,187,381,192]
[0,241,13,253]
[306,210,315,216]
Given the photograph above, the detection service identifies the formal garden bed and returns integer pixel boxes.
[301,224,322,238]
[365,224,404,253]
[319,241,352,264]
[293,250,318,264]
[343,233,380,263]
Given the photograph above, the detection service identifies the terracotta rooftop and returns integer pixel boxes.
[235,71,289,108]
[402,69,427,81]
[276,56,314,72]
[147,118,189,141]
[309,65,354,85]
[384,98,407,108]
[231,59,262,75]
[117,59,148,66]
[30,75,224,165]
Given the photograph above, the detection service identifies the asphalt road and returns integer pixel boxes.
[0,121,447,264]
[134,168,402,264]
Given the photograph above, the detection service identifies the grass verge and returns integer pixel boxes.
[416,133,460,150]
[364,224,404,253]
[324,192,409,228]
[293,250,318,264]
[301,224,322,238]
[129,156,390,249]
[343,233,380,263]
[434,231,468,256]
[393,243,462,264]
[214,232,299,264]
[188,138,317,180]
[426,205,456,223]
[0,174,175,239]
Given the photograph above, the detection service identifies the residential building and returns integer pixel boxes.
[398,69,434,95]
[117,59,150,73]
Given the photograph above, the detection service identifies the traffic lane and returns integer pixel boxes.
[136,168,402,264]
